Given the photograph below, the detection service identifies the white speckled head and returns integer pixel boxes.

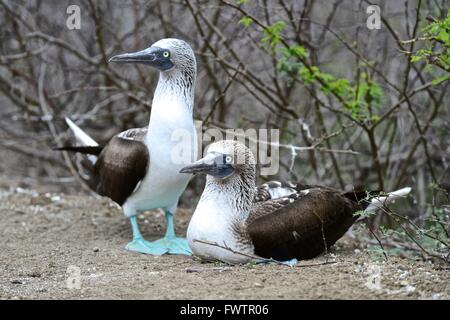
[123,38,197,112]
[196,140,257,188]
[151,38,196,74]
[180,140,256,182]
[205,140,256,167]
[110,38,196,77]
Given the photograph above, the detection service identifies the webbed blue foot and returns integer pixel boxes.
[126,216,169,255]
[146,236,192,255]
[126,237,168,255]
[143,210,192,255]
[126,211,192,256]
[281,258,298,266]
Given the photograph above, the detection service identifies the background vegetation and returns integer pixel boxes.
[0,0,448,262]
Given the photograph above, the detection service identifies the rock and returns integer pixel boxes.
[29,195,52,206]
[11,280,23,284]
[27,271,42,278]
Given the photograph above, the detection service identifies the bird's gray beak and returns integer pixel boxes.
[179,162,215,175]
[180,153,235,179]
[179,153,217,175]
[109,48,155,64]
[109,46,173,71]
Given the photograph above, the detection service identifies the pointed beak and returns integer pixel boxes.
[180,153,235,179]
[109,46,173,71]
[109,48,157,64]
[179,162,215,175]
[179,154,217,175]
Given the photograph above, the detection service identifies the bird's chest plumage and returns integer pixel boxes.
[187,196,254,264]
[126,109,197,211]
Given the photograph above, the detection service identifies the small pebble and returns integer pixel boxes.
[93,247,99,252]
[51,195,61,202]
[404,285,416,293]
[432,293,443,300]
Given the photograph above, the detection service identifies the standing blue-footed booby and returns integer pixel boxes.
[58,38,198,256]
[180,140,411,264]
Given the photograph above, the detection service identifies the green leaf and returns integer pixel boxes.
[431,75,450,85]
[239,16,253,28]
[261,21,286,49]
[407,12,450,70]
[371,115,381,123]
[282,45,308,59]
[437,29,449,43]
[410,55,423,63]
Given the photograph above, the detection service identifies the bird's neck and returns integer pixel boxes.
[204,172,256,222]
[146,69,196,141]
[144,69,197,168]
[153,69,195,114]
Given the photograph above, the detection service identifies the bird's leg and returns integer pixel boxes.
[145,211,192,255]
[130,215,142,239]
[125,215,168,255]
[164,210,176,238]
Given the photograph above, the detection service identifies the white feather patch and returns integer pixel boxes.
[65,117,99,146]
[267,186,296,199]
[65,117,98,164]
[365,187,412,212]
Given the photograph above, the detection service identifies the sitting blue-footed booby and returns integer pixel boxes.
[58,38,198,256]
[180,140,411,264]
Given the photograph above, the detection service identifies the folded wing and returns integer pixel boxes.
[94,129,149,205]
[247,188,363,260]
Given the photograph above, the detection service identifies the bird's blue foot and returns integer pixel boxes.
[146,236,192,255]
[256,258,298,266]
[126,211,191,256]
[141,210,192,255]
[125,237,168,255]
[126,215,169,255]
[281,258,298,266]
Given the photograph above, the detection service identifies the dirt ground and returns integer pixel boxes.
[0,186,449,300]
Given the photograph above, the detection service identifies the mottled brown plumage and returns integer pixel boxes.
[247,187,364,260]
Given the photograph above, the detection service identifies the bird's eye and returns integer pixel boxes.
[163,51,170,58]
[225,156,232,163]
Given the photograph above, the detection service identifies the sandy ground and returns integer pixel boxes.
[0,187,449,300]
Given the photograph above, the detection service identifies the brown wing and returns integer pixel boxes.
[94,136,149,206]
[247,188,363,261]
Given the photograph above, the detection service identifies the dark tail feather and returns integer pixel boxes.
[54,146,101,191]
[54,145,103,156]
